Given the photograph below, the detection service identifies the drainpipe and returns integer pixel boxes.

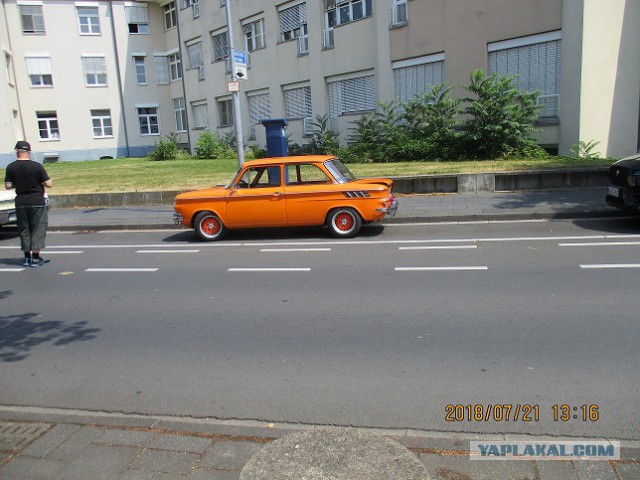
[108,0,130,157]
[2,0,26,142]
[175,2,191,152]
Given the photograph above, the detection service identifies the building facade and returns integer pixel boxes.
[1,0,638,167]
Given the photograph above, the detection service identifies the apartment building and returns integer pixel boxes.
[1,0,638,167]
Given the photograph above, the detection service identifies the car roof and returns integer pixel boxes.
[242,155,336,167]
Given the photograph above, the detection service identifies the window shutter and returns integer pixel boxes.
[488,39,560,118]
[284,86,312,119]
[26,56,51,75]
[328,75,376,115]
[187,42,203,69]
[125,5,148,24]
[393,60,444,104]
[82,56,106,74]
[154,56,170,85]
[280,3,307,33]
[248,93,271,137]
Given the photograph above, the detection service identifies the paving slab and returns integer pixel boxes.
[147,433,213,453]
[420,453,537,480]
[129,449,201,475]
[201,441,265,471]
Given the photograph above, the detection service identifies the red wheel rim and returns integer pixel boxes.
[201,216,221,236]
[334,212,355,232]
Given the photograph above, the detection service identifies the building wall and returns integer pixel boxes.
[560,0,640,158]
[1,0,638,168]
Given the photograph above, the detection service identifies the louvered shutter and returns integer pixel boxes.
[328,75,376,115]
[284,86,312,119]
[248,93,271,137]
[393,61,444,103]
[126,5,148,24]
[186,42,203,69]
[154,56,170,85]
[25,57,52,75]
[280,3,307,33]
[488,39,561,118]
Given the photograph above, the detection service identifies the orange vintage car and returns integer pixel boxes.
[173,155,397,240]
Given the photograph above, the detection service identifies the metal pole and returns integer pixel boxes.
[225,0,245,167]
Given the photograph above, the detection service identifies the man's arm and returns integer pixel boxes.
[43,179,52,188]
[5,182,14,190]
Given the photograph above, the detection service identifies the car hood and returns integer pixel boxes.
[175,186,228,202]
[0,190,16,202]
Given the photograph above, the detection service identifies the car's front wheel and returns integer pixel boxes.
[194,211,226,241]
[327,208,362,238]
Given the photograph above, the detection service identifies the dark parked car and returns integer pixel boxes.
[605,154,640,211]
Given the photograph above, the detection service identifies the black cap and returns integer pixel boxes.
[15,141,31,152]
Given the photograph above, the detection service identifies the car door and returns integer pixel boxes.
[283,163,335,226]
[225,165,286,228]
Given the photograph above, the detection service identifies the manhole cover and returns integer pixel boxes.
[0,422,51,454]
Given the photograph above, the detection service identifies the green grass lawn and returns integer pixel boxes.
[3,156,613,195]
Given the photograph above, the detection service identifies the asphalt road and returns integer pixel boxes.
[1,218,639,440]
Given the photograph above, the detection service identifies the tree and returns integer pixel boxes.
[461,69,541,159]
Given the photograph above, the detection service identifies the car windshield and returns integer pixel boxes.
[324,158,356,184]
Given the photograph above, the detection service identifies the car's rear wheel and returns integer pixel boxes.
[194,211,226,241]
[327,208,362,238]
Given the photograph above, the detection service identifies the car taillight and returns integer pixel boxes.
[386,194,396,208]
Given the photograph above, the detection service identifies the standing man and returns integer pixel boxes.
[4,141,53,267]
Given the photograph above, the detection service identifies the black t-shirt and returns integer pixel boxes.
[4,160,50,207]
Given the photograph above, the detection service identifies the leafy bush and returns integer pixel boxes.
[194,131,236,159]
[570,140,602,160]
[461,69,541,159]
[147,135,181,161]
[247,144,267,159]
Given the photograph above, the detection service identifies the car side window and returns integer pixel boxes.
[286,164,332,185]
[236,166,281,188]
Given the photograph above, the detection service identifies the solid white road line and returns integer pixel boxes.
[559,242,640,247]
[395,266,488,271]
[0,268,25,272]
[85,268,159,272]
[136,249,200,253]
[228,267,311,272]
[580,264,640,269]
[259,248,332,252]
[41,251,84,254]
[398,245,477,250]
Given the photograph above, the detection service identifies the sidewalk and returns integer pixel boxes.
[1,407,638,480]
[43,188,628,232]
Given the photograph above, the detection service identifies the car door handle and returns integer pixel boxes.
[273,192,282,197]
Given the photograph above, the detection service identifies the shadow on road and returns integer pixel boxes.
[0,290,100,363]
[571,216,640,235]
[161,225,386,243]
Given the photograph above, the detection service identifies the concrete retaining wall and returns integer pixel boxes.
[48,168,609,208]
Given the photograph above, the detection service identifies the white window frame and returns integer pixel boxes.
[81,54,107,87]
[279,3,307,43]
[25,54,53,88]
[192,102,209,129]
[173,97,187,132]
[133,54,147,85]
[217,98,233,127]
[168,52,182,81]
[77,6,100,35]
[163,1,177,30]
[20,5,45,35]
[126,5,149,34]
[243,19,266,52]
[211,30,229,63]
[185,40,203,70]
[137,105,159,136]
[37,111,60,140]
[329,0,372,27]
[391,0,407,27]
[91,109,113,138]
[5,50,15,86]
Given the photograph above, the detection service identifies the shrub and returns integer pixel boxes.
[461,69,541,159]
[194,131,236,159]
[570,140,602,160]
[147,135,180,161]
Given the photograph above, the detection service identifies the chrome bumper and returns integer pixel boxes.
[377,198,399,217]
